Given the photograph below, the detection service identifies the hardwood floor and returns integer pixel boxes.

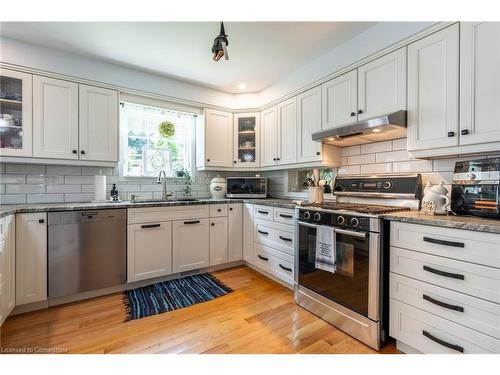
[0,266,398,354]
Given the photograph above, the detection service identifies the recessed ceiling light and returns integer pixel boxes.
[237,83,247,90]
[372,128,381,133]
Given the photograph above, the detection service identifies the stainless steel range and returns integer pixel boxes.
[295,174,422,350]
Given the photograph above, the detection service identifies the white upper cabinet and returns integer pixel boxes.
[322,70,357,129]
[277,97,297,165]
[407,24,460,151]
[296,86,322,163]
[33,76,79,159]
[233,113,260,168]
[79,85,118,161]
[460,22,500,146]
[0,68,33,157]
[202,109,233,168]
[260,106,278,167]
[357,48,407,120]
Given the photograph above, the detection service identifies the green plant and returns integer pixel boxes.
[180,167,192,197]
[158,121,175,138]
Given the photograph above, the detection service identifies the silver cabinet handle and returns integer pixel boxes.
[334,228,367,238]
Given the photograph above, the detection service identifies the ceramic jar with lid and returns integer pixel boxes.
[210,175,226,199]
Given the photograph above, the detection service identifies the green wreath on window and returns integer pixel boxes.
[158,121,175,138]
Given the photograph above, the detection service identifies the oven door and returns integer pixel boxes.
[296,221,380,321]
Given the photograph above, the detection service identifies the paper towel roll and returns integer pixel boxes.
[95,175,107,202]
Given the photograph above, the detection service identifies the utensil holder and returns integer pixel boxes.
[308,187,324,204]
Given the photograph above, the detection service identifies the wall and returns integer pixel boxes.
[0,37,235,109]
[0,163,256,204]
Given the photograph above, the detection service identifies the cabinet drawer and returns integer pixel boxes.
[390,273,500,339]
[391,247,500,304]
[390,299,500,353]
[210,204,228,217]
[128,205,210,224]
[273,207,295,225]
[254,219,294,256]
[254,243,294,285]
[254,205,274,221]
[391,221,500,268]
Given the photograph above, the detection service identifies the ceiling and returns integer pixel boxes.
[0,22,376,93]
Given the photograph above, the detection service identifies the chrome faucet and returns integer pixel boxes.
[157,170,173,200]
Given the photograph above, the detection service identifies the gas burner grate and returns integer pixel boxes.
[303,202,410,215]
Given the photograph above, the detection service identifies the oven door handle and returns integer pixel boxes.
[298,221,319,229]
[334,228,367,238]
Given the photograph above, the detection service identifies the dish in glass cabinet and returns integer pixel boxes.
[242,152,255,162]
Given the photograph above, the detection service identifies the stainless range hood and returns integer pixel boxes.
[312,110,407,147]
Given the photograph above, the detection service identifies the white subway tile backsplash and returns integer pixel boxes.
[5,164,46,174]
[0,184,4,194]
[375,150,412,163]
[64,193,95,203]
[393,160,433,173]
[360,141,392,154]
[46,165,82,176]
[422,172,455,185]
[341,145,361,157]
[64,176,95,185]
[140,184,164,192]
[347,153,375,165]
[46,185,82,193]
[338,165,361,175]
[392,138,407,151]
[433,158,458,172]
[6,184,45,194]
[1,174,26,184]
[81,167,115,176]
[27,194,64,204]
[360,163,393,174]
[0,194,26,204]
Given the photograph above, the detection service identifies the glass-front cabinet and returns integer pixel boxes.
[0,69,33,157]
[233,112,260,168]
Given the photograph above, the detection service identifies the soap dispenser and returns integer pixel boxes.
[110,184,119,202]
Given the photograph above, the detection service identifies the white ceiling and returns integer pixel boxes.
[0,22,376,93]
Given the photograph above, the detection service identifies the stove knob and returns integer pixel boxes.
[303,211,311,220]
[350,217,360,227]
[469,173,476,180]
[383,181,392,190]
[337,216,345,225]
[313,212,322,222]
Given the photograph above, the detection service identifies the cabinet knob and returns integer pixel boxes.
[447,131,455,137]
[358,109,363,114]
[234,160,237,164]
[211,223,215,226]
[218,208,221,212]
[229,207,233,211]
[38,219,45,224]
[72,150,77,154]
[273,158,276,161]
[350,112,356,117]
[80,150,86,155]
[207,158,210,162]
[461,129,469,135]
[276,157,280,161]
[316,151,320,156]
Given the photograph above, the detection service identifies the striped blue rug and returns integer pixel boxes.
[123,273,233,321]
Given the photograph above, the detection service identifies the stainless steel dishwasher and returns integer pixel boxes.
[48,209,126,299]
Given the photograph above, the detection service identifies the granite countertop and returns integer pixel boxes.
[383,210,500,235]
[0,198,298,218]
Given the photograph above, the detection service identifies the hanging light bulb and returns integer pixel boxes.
[212,22,229,61]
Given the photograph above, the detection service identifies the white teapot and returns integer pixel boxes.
[422,181,450,215]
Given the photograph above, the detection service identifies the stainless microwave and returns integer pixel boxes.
[226,177,267,198]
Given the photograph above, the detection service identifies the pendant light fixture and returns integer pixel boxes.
[212,22,229,61]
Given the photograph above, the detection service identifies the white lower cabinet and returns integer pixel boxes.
[243,204,254,264]
[210,217,228,266]
[172,218,210,273]
[2,215,15,319]
[389,220,500,354]
[16,213,47,306]
[127,222,172,282]
[228,203,243,262]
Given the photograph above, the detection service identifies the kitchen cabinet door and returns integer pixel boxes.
[460,22,500,145]
[233,113,260,168]
[277,97,297,165]
[210,216,228,266]
[407,24,459,151]
[242,203,254,264]
[358,47,407,121]
[0,68,33,157]
[322,70,357,129]
[296,86,322,163]
[33,76,79,159]
[16,213,47,306]
[172,218,210,273]
[204,109,233,167]
[79,85,119,161]
[2,215,15,316]
[127,222,172,282]
[227,203,243,262]
[260,106,278,167]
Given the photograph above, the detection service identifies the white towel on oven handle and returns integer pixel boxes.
[315,225,336,273]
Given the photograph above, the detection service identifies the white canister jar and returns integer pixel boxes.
[210,175,226,199]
